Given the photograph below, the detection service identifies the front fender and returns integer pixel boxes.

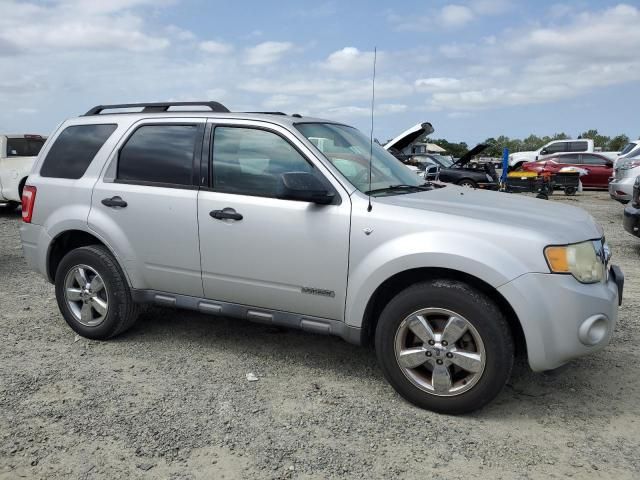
[344,231,531,328]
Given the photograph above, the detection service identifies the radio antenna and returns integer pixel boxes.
[367,47,377,212]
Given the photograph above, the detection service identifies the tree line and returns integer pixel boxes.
[423,130,635,158]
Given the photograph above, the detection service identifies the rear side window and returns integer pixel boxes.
[582,154,607,165]
[40,124,117,179]
[7,138,45,157]
[569,141,588,152]
[556,154,581,164]
[117,124,199,186]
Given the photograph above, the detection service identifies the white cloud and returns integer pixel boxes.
[0,0,170,52]
[440,5,474,28]
[415,77,462,91]
[199,41,233,55]
[323,47,376,73]
[245,41,294,65]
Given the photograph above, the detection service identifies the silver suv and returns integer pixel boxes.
[20,102,623,414]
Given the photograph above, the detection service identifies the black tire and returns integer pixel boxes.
[375,280,514,414]
[564,186,576,196]
[55,245,138,339]
[536,193,549,200]
[616,199,630,205]
[457,179,477,188]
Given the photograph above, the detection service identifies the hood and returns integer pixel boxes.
[375,186,602,244]
[451,143,489,167]
[384,122,434,152]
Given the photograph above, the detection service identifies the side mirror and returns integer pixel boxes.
[279,172,335,205]
[540,149,548,155]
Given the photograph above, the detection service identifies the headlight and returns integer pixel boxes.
[544,241,605,283]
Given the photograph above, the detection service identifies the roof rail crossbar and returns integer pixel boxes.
[83,101,230,116]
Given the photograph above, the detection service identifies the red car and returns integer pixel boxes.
[522,152,613,188]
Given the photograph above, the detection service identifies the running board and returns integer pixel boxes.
[130,289,362,345]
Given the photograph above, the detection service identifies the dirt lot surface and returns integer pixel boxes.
[1,191,639,479]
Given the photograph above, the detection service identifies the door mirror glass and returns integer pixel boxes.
[540,149,548,155]
[279,172,335,204]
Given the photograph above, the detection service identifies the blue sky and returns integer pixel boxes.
[0,0,638,144]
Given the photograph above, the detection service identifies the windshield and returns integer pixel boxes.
[427,154,455,167]
[619,142,639,157]
[296,123,423,195]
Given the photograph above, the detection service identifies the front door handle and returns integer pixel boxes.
[102,196,128,208]
[210,208,243,221]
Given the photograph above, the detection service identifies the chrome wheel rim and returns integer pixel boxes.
[64,265,108,327]
[394,308,486,397]
[459,181,474,188]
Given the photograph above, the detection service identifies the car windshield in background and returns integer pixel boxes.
[296,123,424,196]
[427,154,455,167]
[619,143,638,156]
[7,138,45,157]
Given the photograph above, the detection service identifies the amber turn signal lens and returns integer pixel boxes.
[544,246,569,272]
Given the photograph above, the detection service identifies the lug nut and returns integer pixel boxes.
[446,352,453,358]
[428,340,435,345]
[426,351,432,357]
[442,341,448,346]
[436,359,443,365]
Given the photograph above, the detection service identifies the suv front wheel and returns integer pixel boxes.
[375,280,514,414]
[55,245,139,339]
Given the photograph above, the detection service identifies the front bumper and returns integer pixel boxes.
[623,203,640,237]
[609,176,635,201]
[498,269,621,371]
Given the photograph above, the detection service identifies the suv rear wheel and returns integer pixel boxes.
[55,245,138,339]
[375,280,514,414]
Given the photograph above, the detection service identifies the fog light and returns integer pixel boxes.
[578,315,609,346]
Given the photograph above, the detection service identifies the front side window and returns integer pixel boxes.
[118,124,198,186]
[544,142,567,154]
[296,123,423,195]
[555,154,581,164]
[7,137,45,157]
[212,126,316,197]
[40,124,117,179]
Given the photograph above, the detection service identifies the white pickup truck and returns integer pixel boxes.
[509,138,618,169]
[0,134,46,211]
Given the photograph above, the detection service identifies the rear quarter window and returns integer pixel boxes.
[40,124,117,179]
[569,141,588,152]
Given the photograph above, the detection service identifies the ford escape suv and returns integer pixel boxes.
[20,102,623,414]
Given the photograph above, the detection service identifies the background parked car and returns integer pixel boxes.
[0,134,46,211]
[615,140,640,167]
[610,156,640,204]
[521,152,612,189]
[406,145,497,188]
[623,176,640,237]
[509,138,618,169]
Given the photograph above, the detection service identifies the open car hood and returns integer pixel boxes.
[451,143,489,167]
[384,122,434,152]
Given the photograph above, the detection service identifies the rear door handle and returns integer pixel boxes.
[101,196,128,208]
[210,208,243,221]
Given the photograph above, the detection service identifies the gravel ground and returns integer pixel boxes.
[1,191,639,479]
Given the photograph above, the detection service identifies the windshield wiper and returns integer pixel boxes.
[365,183,433,195]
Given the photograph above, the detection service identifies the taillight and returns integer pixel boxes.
[22,185,37,223]
[620,160,640,170]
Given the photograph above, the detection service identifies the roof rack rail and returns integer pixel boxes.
[244,111,288,116]
[83,101,230,116]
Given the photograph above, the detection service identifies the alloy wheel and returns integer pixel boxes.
[394,308,486,397]
[63,265,109,327]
